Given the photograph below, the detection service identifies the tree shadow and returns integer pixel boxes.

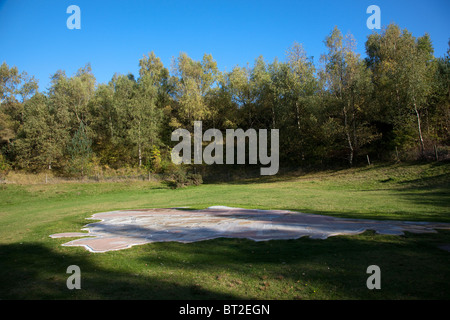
[2,229,450,300]
[0,242,240,300]
[134,230,450,300]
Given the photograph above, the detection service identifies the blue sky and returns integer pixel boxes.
[0,0,449,91]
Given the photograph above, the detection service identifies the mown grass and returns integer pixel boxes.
[0,161,449,299]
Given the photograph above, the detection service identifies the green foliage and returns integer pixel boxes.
[0,153,10,178]
[67,121,92,177]
[13,93,67,171]
[145,145,162,173]
[1,25,449,174]
[366,24,443,158]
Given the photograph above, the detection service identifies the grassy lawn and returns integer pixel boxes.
[0,162,449,299]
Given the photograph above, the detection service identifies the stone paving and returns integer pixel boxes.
[50,206,450,253]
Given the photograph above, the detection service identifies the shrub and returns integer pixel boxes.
[144,146,163,174]
[171,169,187,189]
[0,153,10,179]
[187,173,203,186]
[165,166,203,189]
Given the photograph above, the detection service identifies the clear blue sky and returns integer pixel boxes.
[1,0,449,92]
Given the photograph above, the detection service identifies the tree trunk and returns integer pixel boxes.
[138,120,142,167]
[343,105,354,166]
[139,144,142,167]
[271,104,276,128]
[295,102,301,130]
[413,97,425,157]
[109,116,114,138]
[351,91,357,151]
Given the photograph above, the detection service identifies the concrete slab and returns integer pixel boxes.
[50,206,450,253]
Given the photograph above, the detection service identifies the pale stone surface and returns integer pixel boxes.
[50,206,450,253]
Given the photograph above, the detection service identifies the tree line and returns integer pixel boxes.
[1,24,449,177]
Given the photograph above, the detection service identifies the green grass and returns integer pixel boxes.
[0,161,449,299]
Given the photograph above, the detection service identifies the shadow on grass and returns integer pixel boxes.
[396,189,450,211]
[203,161,450,186]
[1,229,450,300]
[0,242,240,300]
[282,203,450,223]
[135,231,450,300]
[393,163,449,214]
